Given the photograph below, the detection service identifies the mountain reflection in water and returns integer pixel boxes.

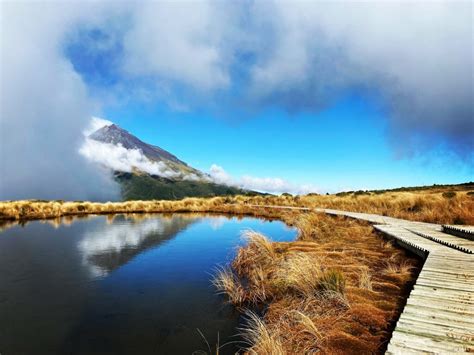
[0,213,296,354]
[78,214,199,276]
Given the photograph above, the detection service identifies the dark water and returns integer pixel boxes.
[0,214,296,355]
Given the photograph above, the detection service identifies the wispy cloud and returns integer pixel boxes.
[209,164,319,195]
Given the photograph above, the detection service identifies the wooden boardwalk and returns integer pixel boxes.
[249,205,474,353]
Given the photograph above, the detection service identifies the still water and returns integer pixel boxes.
[0,214,296,354]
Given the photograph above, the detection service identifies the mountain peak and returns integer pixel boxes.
[85,122,256,200]
[90,123,128,140]
[106,123,125,131]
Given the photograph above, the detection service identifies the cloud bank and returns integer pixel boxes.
[122,1,230,92]
[246,1,473,157]
[0,2,119,200]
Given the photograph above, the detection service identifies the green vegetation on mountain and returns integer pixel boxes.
[116,172,259,200]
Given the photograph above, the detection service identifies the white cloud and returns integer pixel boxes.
[209,164,319,195]
[79,139,181,179]
[79,144,318,194]
[209,164,233,185]
[122,1,230,91]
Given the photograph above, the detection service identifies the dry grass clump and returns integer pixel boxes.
[384,259,416,282]
[276,253,324,297]
[241,309,326,354]
[240,230,278,267]
[0,198,228,221]
[216,212,421,354]
[212,267,246,305]
[359,267,373,291]
[293,310,323,340]
[318,269,346,295]
[240,311,285,355]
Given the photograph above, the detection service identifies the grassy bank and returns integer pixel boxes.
[1,184,473,224]
[213,212,421,354]
[298,188,474,225]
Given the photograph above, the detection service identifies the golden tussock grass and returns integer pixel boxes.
[240,230,278,267]
[359,267,373,291]
[212,266,247,305]
[1,184,472,225]
[215,212,422,354]
[298,189,474,225]
[275,252,324,297]
[240,311,285,355]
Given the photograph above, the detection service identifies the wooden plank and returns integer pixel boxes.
[400,308,474,328]
[406,298,474,316]
[390,331,471,352]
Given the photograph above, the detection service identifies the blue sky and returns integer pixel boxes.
[101,95,471,193]
[2,1,472,199]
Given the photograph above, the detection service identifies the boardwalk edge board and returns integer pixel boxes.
[442,225,474,242]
